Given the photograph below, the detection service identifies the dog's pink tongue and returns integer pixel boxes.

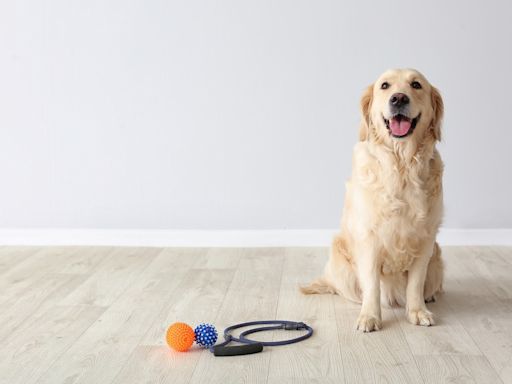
[390,118,411,136]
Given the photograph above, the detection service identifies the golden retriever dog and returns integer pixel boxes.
[302,68,444,332]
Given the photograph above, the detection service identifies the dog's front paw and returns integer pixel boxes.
[407,308,434,326]
[356,313,382,332]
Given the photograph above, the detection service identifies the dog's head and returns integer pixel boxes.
[359,69,443,143]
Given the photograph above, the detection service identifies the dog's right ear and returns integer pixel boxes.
[430,86,444,141]
[359,84,373,141]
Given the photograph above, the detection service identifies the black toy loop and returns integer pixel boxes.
[211,320,313,357]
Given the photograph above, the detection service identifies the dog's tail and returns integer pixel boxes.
[299,276,336,295]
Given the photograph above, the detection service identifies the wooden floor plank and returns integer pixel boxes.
[0,248,112,342]
[0,246,509,384]
[0,246,39,276]
[112,345,198,384]
[57,246,113,275]
[192,247,244,269]
[463,247,512,300]
[139,248,241,347]
[335,304,425,384]
[0,273,89,342]
[111,267,236,384]
[393,293,483,356]
[0,304,105,384]
[267,247,345,382]
[0,247,82,304]
[58,247,160,307]
[441,247,511,383]
[34,248,190,384]
[414,355,503,384]
[188,248,285,384]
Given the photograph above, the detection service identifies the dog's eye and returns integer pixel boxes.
[411,81,422,89]
[381,82,389,90]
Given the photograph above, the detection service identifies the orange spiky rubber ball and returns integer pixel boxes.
[166,322,195,352]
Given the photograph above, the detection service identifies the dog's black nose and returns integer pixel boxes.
[390,93,409,108]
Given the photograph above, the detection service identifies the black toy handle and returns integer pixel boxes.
[212,343,263,356]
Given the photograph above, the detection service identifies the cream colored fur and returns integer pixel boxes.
[301,69,445,331]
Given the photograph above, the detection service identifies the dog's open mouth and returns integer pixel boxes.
[384,113,421,138]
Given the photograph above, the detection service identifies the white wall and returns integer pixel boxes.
[1,0,511,230]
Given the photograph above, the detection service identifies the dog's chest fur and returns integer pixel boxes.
[349,142,442,273]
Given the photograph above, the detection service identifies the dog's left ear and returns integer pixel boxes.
[359,84,373,141]
[430,86,444,141]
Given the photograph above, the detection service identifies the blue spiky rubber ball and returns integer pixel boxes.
[194,323,218,348]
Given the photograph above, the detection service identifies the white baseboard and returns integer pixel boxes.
[0,228,511,247]
[436,228,512,246]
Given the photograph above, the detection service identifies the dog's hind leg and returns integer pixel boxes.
[300,234,361,303]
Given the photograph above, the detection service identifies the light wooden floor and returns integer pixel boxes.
[0,246,511,384]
